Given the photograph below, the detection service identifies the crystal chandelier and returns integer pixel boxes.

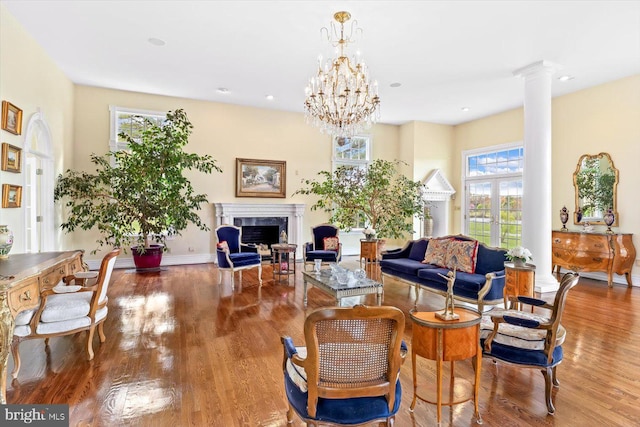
[304,11,380,137]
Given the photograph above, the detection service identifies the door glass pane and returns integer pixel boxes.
[499,180,523,249]
[467,182,492,245]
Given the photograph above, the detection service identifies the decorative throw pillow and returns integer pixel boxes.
[445,239,479,273]
[217,241,229,252]
[422,238,451,267]
[323,236,340,251]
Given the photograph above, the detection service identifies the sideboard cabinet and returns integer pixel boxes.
[551,231,635,287]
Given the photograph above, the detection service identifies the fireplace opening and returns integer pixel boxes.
[233,217,288,260]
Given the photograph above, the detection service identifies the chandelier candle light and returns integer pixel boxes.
[304,11,380,137]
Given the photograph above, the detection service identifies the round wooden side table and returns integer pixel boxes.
[409,308,482,425]
[504,262,536,310]
[271,243,297,283]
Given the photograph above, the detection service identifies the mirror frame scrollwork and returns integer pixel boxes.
[573,152,618,226]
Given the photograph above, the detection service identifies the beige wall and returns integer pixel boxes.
[454,75,640,278]
[0,4,75,252]
[73,86,402,260]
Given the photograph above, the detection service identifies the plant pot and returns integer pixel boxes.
[131,245,164,271]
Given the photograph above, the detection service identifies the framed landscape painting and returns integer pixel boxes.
[1,143,22,173]
[236,158,286,198]
[1,101,23,135]
[2,184,22,208]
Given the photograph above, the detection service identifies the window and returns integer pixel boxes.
[333,135,372,230]
[109,106,165,152]
[463,144,523,249]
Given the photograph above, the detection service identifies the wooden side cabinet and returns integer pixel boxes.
[360,239,379,268]
[552,230,635,287]
[504,262,536,310]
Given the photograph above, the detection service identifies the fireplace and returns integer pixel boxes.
[213,203,306,260]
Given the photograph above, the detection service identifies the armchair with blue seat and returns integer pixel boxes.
[281,305,407,426]
[215,225,262,287]
[303,223,342,271]
[481,271,580,414]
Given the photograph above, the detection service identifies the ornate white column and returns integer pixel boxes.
[513,60,561,293]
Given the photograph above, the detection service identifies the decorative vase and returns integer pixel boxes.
[424,217,434,237]
[559,206,569,231]
[603,209,615,234]
[512,258,526,267]
[365,234,375,241]
[131,244,164,271]
[0,225,14,259]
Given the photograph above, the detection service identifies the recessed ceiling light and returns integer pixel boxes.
[390,82,402,88]
[461,107,470,112]
[265,95,274,101]
[148,38,166,46]
[558,75,575,82]
[216,88,229,94]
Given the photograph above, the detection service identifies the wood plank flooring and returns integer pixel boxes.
[5,259,640,426]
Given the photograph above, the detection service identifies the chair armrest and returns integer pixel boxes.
[400,340,408,362]
[517,296,548,307]
[381,248,404,260]
[282,336,298,358]
[303,242,313,258]
[502,315,540,328]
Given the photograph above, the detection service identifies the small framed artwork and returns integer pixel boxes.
[2,184,22,208]
[1,143,22,173]
[236,158,286,198]
[1,101,23,135]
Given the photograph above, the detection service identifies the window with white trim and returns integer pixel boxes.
[332,135,372,230]
[463,144,524,249]
[109,106,165,152]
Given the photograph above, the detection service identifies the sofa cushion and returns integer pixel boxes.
[422,238,451,267]
[475,243,507,275]
[306,250,339,262]
[381,258,439,276]
[445,239,479,273]
[416,268,487,295]
[228,252,261,267]
[408,239,429,261]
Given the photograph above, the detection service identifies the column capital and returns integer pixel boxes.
[513,60,562,79]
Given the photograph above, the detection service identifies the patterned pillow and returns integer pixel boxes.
[445,239,479,273]
[217,241,229,252]
[323,236,340,251]
[422,238,451,267]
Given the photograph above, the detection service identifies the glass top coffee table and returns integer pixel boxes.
[302,269,383,307]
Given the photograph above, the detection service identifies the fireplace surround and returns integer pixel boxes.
[213,203,305,259]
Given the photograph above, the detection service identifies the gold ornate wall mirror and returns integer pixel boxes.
[573,152,618,226]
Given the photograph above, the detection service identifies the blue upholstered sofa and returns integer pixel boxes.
[380,235,507,311]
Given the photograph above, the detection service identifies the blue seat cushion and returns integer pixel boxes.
[305,250,339,262]
[380,258,438,276]
[224,252,261,268]
[481,338,563,368]
[416,268,487,299]
[283,373,401,424]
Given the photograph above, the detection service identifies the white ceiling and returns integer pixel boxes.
[3,0,639,125]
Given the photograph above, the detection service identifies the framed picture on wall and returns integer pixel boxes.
[1,101,23,135]
[2,184,22,208]
[236,158,286,198]
[1,143,22,173]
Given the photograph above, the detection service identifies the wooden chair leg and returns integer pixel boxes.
[86,326,96,360]
[98,322,106,343]
[44,337,50,346]
[257,264,263,286]
[542,367,555,414]
[552,365,560,387]
[10,337,21,379]
[286,404,294,424]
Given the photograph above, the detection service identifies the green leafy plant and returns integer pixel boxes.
[295,159,426,239]
[54,109,221,253]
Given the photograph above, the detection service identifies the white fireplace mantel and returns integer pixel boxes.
[213,203,306,259]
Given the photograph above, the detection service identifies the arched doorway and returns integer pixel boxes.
[23,110,55,252]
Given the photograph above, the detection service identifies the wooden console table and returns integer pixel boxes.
[0,251,85,403]
[552,230,635,287]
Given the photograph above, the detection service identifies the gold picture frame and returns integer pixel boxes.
[236,158,286,198]
[2,184,22,208]
[1,101,23,135]
[1,143,22,173]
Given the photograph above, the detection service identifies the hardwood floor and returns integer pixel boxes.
[6,259,640,426]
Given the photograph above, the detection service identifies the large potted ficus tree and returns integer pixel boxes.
[54,109,221,270]
[295,159,426,240]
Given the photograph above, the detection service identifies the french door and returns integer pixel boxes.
[465,178,522,249]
